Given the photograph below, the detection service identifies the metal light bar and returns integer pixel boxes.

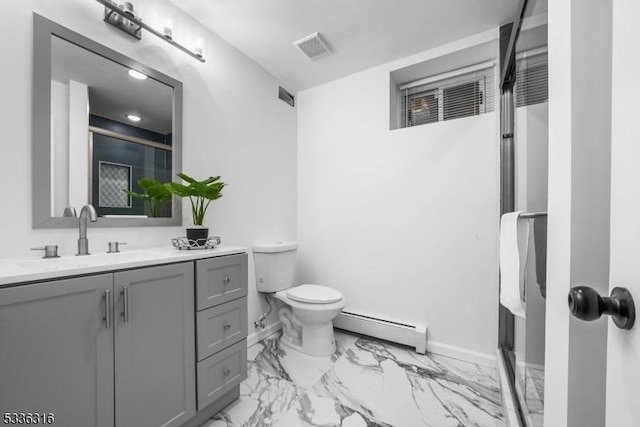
[95,0,206,63]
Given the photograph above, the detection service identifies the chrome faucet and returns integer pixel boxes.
[77,204,98,256]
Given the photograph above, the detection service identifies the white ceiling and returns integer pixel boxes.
[169,0,526,93]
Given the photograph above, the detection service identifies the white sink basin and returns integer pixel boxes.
[17,251,163,273]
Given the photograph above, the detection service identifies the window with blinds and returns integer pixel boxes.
[400,64,495,128]
[515,51,548,107]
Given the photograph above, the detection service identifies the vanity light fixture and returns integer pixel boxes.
[127,69,147,80]
[96,0,206,63]
[126,114,141,122]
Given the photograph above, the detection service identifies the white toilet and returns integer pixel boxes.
[253,242,346,357]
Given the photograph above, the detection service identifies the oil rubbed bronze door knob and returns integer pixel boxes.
[568,286,635,330]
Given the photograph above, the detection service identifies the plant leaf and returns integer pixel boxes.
[167,172,227,224]
[203,186,223,200]
[200,176,221,185]
[123,189,149,201]
[176,172,198,184]
[147,184,172,202]
[165,182,193,197]
[137,178,161,191]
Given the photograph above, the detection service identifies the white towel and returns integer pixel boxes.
[499,212,529,318]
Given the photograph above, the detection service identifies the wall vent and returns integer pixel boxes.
[278,86,295,107]
[293,32,331,60]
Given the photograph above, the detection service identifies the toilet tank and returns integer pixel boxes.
[253,242,298,293]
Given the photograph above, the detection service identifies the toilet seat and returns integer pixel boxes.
[286,284,343,304]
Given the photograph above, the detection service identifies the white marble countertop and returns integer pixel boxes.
[0,245,247,287]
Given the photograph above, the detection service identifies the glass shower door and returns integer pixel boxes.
[507,3,549,424]
[513,99,548,427]
[498,0,548,425]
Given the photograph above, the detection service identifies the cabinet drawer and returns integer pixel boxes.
[196,254,248,310]
[196,339,247,410]
[196,297,247,361]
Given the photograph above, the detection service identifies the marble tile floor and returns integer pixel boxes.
[201,330,505,427]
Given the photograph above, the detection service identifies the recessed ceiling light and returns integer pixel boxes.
[126,114,141,122]
[128,69,147,80]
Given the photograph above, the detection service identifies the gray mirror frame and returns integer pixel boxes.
[32,13,182,228]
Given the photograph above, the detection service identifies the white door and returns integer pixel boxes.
[606,0,640,424]
[545,0,640,425]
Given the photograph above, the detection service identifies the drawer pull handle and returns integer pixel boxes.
[121,286,130,323]
[223,322,231,330]
[223,277,231,284]
[223,368,231,377]
[104,289,112,329]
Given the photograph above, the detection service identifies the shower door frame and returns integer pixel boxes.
[498,0,529,425]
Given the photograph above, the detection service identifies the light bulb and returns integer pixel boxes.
[195,39,204,58]
[128,69,147,80]
[164,19,173,40]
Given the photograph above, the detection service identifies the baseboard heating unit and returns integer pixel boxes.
[334,311,428,354]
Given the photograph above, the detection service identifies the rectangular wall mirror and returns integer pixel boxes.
[32,13,182,228]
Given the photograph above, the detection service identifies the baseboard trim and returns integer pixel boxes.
[334,311,428,354]
[247,320,282,347]
[246,320,494,369]
[425,340,496,367]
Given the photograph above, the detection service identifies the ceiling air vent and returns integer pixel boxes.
[294,32,331,60]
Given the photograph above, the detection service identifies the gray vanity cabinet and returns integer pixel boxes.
[195,254,248,410]
[0,274,115,427]
[196,297,247,360]
[196,254,248,310]
[0,263,196,427]
[0,252,247,427]
[114,263,196,427]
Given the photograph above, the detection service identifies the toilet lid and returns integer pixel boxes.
[286,284,343,304]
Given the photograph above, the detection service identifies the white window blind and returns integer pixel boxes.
[400,63,495,128]
[515,50,548,107]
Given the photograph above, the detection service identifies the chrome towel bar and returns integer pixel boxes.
[519,211,547,218]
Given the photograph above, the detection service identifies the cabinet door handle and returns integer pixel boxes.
[223,322,231,330]
[121,286,130,323]
[223,368,231,377]
[223,277,230,284]
[104,289,112,329]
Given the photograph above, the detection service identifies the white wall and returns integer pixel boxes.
[297,31,500,357]
[51,80,69,216]
[50,78,88,217]
[0,0,297,337]
[68,80,89,213]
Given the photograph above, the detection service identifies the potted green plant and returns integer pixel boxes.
[123,178,172,218]
[165,172,226,244]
